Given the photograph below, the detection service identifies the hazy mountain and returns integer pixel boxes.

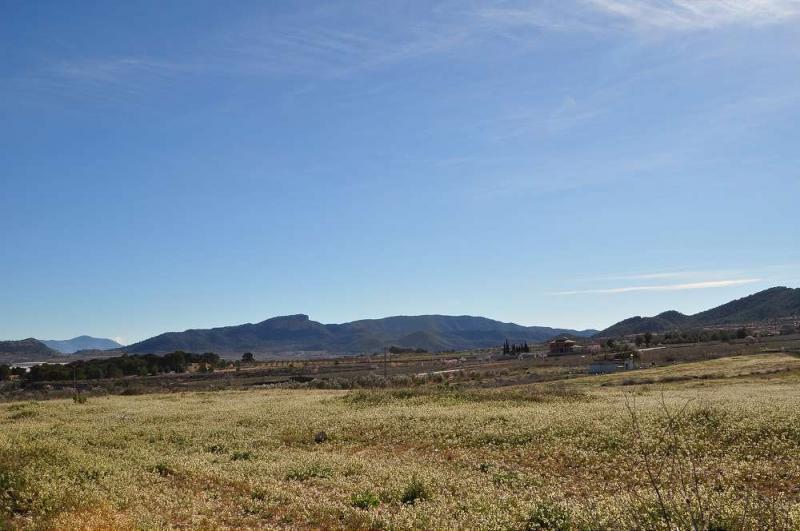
[42,336,123,354]
[125,314,598,355]
[599,287,800,337]
[0,338,65,364]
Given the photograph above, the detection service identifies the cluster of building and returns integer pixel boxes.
[547,337,639,375]
[548,338,602,355]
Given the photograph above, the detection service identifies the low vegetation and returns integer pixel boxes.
[2,353,800,529]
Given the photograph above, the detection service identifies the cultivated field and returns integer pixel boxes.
[3,353,800,529]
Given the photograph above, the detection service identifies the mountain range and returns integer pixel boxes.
[3,287,798,363]
[42,336,123,354]
[124,315,597,355]
[598,286,800,337]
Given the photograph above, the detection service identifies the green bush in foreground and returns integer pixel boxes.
[524,501,571,530]
[284,463,332,481]
[72,394,87,404]
[401,476,429,505]
[351,490,380,509]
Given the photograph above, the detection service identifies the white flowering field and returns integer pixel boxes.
[2,353,800,529]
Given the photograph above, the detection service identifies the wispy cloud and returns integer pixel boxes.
[48,58,188,83]
[10,13,477,100]
[11,57,195,103]
[214,4,492,80]
[613,271,702,280]
[586,0,800,31]
[591,269,745,281]
[477,0,800,35]
[9,0,800,104]
[556,278,762,295]
[475,3,602,33]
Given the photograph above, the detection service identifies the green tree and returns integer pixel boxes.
[163,351,187,373]
[242,352,255,363]
[644,332,653,347]
[635,335,644,347]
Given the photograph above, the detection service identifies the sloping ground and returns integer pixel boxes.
[577,352,800,388]
[2,354,800,529]
[691,286,800,326]
[599,286,800,337]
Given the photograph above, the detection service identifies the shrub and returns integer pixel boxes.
[284,463,332,481]
[0,468,30,516]
[231,451,253,461]
[250,488,268,501]
[401,476,429,505]
[389,375,412,387]
[525,501,571,530]
[492,470,518,486]
[72,393,88,404]
[351,490,380,509]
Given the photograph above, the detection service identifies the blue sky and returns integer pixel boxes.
[2,0,799,344]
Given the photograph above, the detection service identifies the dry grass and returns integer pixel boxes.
[2,353,800,529]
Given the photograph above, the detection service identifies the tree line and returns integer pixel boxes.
[502,339,530,355]
[0,352,225,383]
[636,328,752,346]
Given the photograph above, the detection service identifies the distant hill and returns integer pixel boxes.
[42,336,123,354]
[599,287,800,337]
[0,338,65,364]
[596,311,691,337]
[125,314,598,355]
[689,287,800,326]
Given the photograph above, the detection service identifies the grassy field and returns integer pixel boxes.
[3,353,800,529]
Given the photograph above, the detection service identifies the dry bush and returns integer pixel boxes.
[623,395,790,529]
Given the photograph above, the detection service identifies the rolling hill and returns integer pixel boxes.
[125,314,598,355]
[42,336,122,354]
[0,339,66,364]
[599,286,800,337]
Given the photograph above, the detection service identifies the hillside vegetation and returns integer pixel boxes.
[600,287,800,336]
[3,353,800,529]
